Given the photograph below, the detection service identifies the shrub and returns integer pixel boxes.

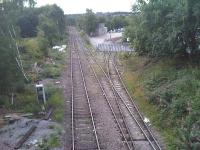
[41,64,62,79]
[45,85,64,122]
[39,134,61,150]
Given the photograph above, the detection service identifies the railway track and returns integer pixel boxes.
[69,30,100,150]
[106,53,162,150]
[89,55,136,150]
[72,30,135,150]
[82,44,162,149]
[67,27,162,150]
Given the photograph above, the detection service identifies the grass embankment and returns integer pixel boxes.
[120,54,200,149]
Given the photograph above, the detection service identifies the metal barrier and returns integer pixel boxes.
[96,43,133,52]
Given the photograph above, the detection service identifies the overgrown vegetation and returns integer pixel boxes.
[38,129,62,150]
[66,10,129,35]
[0,0,66,115]
[46,85,65,122]
[120,54,200,149]
[121,0,200,149]
[125,0,200,57]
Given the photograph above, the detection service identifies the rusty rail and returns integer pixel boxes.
[14,125,37,149]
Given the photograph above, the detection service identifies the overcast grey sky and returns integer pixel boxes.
[36,0,136,14]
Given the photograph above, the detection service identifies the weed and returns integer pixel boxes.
[122,54,200,149]
[41,64,62,79]
[38,134,61,150]
[45,85,64,122]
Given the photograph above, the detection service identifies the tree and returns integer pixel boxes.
[183,0,200,56]
[110,16,128,30]
[83,9,98,35]
[18,9,39,37]
[125,0,200,57]
[38,16,59,46]
[37,5,66,44]
[66,15,77,26]
[0,0,27,94]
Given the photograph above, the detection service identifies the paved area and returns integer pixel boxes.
[89,32,133,52]
[89,32,123,46]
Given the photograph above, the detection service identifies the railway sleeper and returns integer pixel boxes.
[75,117,91,122]
[75,127,93,133]
[73,113,91,117]
[76,134,96,141]
[75,141,99,150]
[134,141,153,150]
[75,122,92,128]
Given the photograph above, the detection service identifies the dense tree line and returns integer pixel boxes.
[106,15,128,31]
[0,0,66,95]
[66,10,129,35]
[125,0,200,58]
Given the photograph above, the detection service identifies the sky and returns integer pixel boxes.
[36,0,136,14]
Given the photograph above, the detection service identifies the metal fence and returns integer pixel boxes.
[96,43,133,52]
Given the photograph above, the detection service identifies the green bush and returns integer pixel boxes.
[39,134,61,150]
[15,86,41,113]
[48,89,63,107]
[23,38,44,59]
[0,95,10,108]
[53,109,64,122]
[45,85,64,122]
[125,0,200,57]
[41,64,62,79]
[0,85,40,114]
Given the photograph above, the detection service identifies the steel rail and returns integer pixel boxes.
[87,50,159,150]
[70,34,75,150]
[73,29,161,149]
[110,53,162,150]
[81,42,156,150]
[77,35,136,150]
[88,58,133,150]
[106,54,136,149]
[72,33,101,150]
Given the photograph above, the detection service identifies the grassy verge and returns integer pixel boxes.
[122,66,175,148]
[119,54,200,149]
[46,84,65,122]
